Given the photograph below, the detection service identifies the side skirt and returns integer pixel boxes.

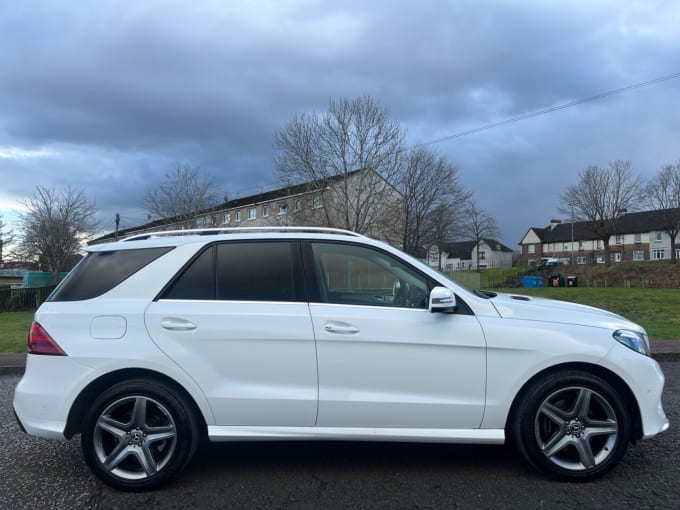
[208,426,505,444]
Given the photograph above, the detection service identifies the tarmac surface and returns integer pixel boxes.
[1,339,679,375]
[1,363,679,509]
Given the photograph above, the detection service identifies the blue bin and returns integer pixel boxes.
[523,275,543,288]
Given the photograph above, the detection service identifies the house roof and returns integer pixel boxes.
[440,241,477,259]
[440,239,513,259]
[90,169,366,244]
[524,209,680,244]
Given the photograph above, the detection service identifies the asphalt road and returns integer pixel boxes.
[2,364,679,510]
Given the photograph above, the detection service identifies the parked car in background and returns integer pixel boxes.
[14,227,668,490]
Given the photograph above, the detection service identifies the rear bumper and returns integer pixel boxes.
[13,355,98,440]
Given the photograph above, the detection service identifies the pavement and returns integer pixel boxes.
[1,340,679,375]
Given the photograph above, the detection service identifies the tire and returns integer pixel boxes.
[511,370,631,481]
[81,378,200,491]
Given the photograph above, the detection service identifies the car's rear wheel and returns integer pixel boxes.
[81,379,199,491]
[512,370,631,481]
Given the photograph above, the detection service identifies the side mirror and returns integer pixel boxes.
[429,286,457,313]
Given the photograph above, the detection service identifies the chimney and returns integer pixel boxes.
[549,219,562,231]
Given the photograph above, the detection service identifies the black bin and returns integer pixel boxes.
[567,276,578,287]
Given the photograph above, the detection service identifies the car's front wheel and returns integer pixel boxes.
[511,370,631,480]
[81,378,200,491]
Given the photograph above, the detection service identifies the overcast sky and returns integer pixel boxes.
[1,0,679,247]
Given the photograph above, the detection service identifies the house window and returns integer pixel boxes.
[612,252,622,263]
[528,244,535,254]
[278,203,288,215]
[596,240,603,249]
[313,193,323,209]
[479,251,486,260]
[294,199,302,212]
[634,233,642,244]
[576,256,587,265]
[633,250,645,261]
[652,249,665,260]
[655,232,663,242]
[563,242,569,251]
[235,211,242,223]
[263,205,270,217]
[196,216,211,228]
[596,256,605,264]
[578,240,584,251]
[248,207,257,220]
[615,234,623,245]
[223,213,231,224]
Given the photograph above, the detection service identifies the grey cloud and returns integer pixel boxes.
[0,0,679,246]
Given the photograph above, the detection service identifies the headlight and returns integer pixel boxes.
[613,329,651,356]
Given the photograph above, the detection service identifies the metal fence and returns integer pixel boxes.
[446,271,483,289]
[0,285,56,312]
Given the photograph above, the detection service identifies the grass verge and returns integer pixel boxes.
[0,311,32,353]
[0,288,677,353]
[507,287,680,339]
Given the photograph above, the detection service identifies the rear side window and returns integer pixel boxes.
[216,242,302,301]
[162,247,214,300]
[160,241,305,302]
[50,247,174,301]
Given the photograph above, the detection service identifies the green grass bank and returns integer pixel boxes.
[0,288,678,353]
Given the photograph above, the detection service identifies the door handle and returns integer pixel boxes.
[161,318,197,331]
[324,321,360,334]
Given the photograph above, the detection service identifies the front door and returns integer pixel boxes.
[306,241,487,429]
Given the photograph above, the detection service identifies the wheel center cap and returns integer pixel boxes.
[129,429,145,446]
[567,419,584,437]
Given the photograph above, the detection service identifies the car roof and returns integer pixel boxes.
[86,227,374,252]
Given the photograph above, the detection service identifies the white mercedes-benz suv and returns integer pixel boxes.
[13,227,668,490]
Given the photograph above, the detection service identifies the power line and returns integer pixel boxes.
[424,71,680,146]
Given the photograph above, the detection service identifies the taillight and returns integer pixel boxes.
[28,322,66,356]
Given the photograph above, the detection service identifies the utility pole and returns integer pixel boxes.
[115,213,120,241]
[571,203,575,265]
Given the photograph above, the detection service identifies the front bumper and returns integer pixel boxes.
[602,342,669,439]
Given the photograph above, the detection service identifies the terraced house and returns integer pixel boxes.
[91,168,404,245]
[519,208,680,266]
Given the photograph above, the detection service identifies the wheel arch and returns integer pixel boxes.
[505,362,643,442]
[64,368,208,440]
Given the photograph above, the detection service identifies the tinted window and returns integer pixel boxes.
[50,247,174,301]
[216,242,302,301]
[162,247,215,300]
[311,242,429,308]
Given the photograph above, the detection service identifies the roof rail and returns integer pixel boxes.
[122,226,365,242]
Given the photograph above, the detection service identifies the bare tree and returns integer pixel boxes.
[462,201,500,272]
[399,145,471,256]
[644,161,680,262]
[275,96,404,236]
[16,186,98,275]
[145,165,220,227]
[560,160,641,266]
[0,213,14,266]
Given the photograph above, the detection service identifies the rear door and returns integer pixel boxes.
[145,240,318,426]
